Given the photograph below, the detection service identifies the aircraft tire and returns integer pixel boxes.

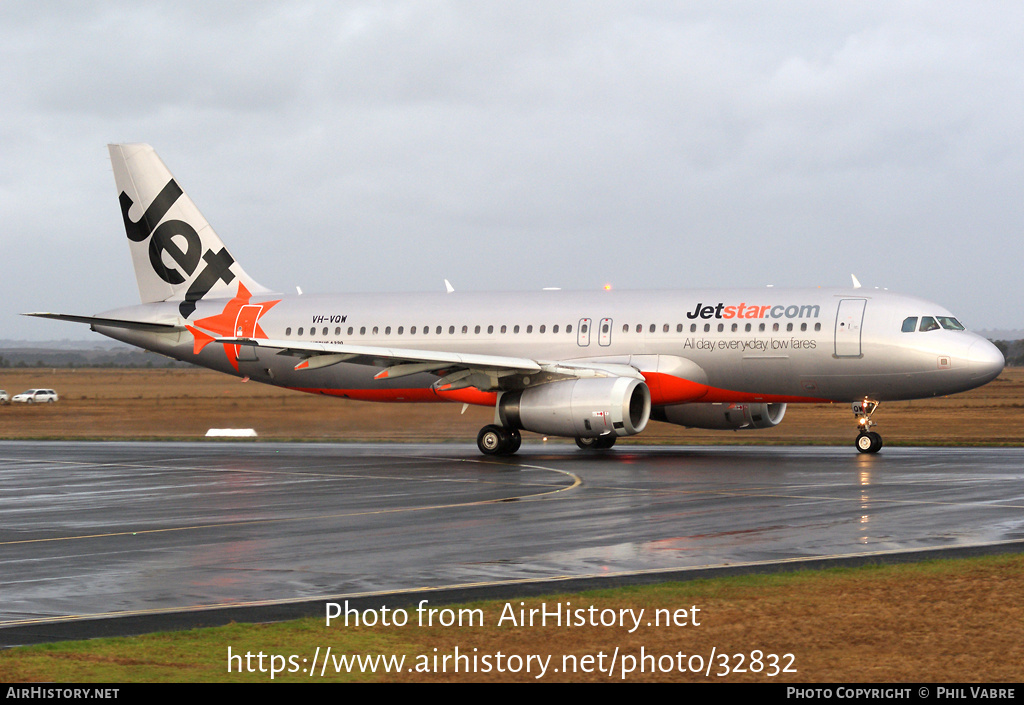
[576,435,617,450]
[869,431,883,452]
[478,425,506,455]
[477,425,519,456]
[507,428,522,454]
[856,432,882,454]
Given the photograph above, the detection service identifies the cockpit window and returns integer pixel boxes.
[936,316,965,331]
[901,317,918,333]
[919,316,940,332]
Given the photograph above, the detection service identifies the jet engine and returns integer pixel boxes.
[651,402,786,430]
[498,377,651,438]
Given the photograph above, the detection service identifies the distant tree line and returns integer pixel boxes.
[991,340,1024,367]
[0,350,189,368]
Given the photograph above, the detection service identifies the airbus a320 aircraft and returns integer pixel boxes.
[27,144,1004,455]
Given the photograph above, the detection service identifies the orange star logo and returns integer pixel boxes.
[185,282,280,370]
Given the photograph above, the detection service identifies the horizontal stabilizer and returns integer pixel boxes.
[23,312,184,333]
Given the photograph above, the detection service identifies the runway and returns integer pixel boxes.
[2,441,1023,646]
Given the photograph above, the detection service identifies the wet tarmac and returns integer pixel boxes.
[2,441,1022,645]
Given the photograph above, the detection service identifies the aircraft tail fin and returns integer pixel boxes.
[109,143,270,319]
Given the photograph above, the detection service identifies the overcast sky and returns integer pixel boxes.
[3,1,1022,340]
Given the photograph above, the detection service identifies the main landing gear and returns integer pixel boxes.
[475,426,618,455]
[853,399,883,454]
[477,425,521,456]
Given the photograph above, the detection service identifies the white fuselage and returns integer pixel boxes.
[95,286,1004,407]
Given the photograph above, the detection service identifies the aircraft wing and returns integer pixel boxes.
[217,336,643,391]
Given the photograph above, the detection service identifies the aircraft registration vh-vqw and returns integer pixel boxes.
[27,144,1005,455]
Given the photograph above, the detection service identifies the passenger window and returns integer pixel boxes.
[298,327,304,336]
[919,316,940,332]
[902,317,918,333]
[285,327,292,336]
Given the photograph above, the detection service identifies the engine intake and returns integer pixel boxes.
[498,377,651,438]
[651,402,786,430]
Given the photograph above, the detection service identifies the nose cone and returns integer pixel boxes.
[967,338,1004,385]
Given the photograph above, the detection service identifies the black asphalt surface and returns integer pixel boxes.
[2,441,1022,646]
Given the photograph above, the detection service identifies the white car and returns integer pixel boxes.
[0,390,7,404]
[12,389,59,404]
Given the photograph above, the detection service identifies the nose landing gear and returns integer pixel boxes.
[853,399,882,453]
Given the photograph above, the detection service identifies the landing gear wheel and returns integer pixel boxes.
[576,435,616,450]
[477,425,520,456]
[575,437,596,450]
[477,425,506,455]
[856,431,883,454]
[507,428,522,454]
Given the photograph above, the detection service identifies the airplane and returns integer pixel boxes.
[26,144,1005,456]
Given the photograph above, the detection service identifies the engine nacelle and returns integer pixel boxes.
[651,402,786,430]
[498,377,651,438]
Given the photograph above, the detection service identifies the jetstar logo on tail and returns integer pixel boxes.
[120,179,236,318]
[186,282,280,370]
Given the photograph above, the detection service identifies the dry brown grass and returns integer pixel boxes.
[385,556,1024,682]
[1,366,1022,444]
